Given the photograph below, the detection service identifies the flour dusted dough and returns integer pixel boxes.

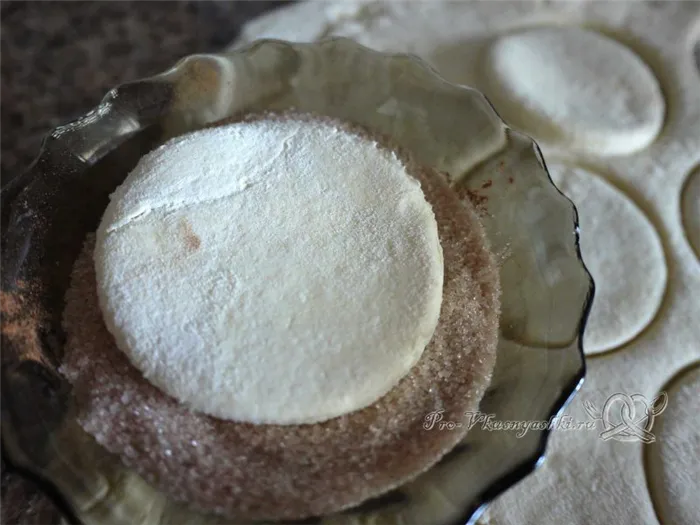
[236,1,700,524]
[548,164,667,354]
[95,115,444,425]
[481,27,665,156]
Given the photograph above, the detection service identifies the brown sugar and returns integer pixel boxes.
[1,283,50,366]
[0,287,25,316]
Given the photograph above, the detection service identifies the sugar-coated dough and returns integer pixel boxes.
[681,164,700,261]
[548,164,667,354]
[236,2,700,524]
[481,27,665,156]
[95,116,444,425]
[63,121,502,519]
[645,364,700,525]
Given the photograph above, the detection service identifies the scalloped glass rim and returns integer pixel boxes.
[0,37,594,525]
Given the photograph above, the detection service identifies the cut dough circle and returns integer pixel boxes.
[481,26,665,156]
[548,164,667,354]
[645,364,700,525]
[681,164,700,261]
[95,116,445,425]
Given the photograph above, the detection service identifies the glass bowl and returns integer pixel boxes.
[0,38,593,525]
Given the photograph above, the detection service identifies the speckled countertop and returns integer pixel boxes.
[0,0,287,178]
[0,2,287,522]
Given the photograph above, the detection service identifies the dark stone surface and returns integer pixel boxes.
[1,2,287,522]
[1,0,288,180]
[1,457,66,525]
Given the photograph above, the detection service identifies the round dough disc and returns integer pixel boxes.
[95,116,444,425]
[481,26,665,155]
[548,164,667,354]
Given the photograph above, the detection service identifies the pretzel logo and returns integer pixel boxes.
[584,392,668,444]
